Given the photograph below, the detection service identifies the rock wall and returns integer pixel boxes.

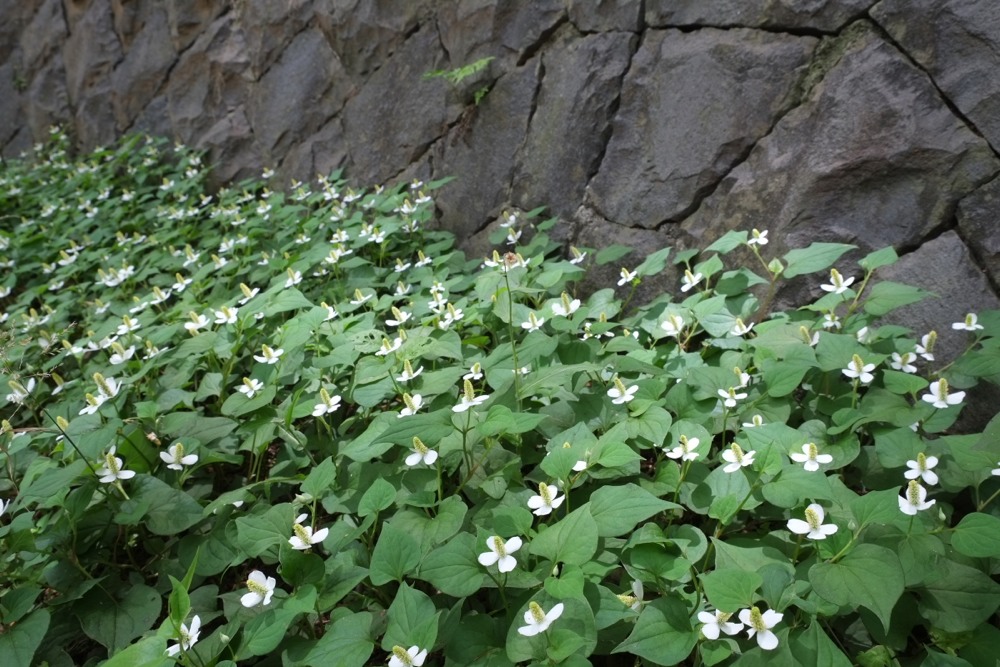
[3,0,1000,326]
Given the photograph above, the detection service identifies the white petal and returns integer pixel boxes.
[756,629,779,650]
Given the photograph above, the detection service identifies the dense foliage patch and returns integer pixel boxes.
[1,130,1000,667]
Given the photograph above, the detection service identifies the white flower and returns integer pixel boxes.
[717,387,747,408]
[237,283,260,305]
[159,442,198,471]
[660,313,685,337]
[253,344,284,364]
[398,393,423,418]
[240,570,277,608]
[350,289,373,306]
[386,307,412,328]
[463,363,483,381]
[799,326,820,347]
[520,312,545,332]
[916,331,937,361]
[238,377,264,399]
[952,313,984,332]
[617,580,644,611]
[890,352,917,374]
[478,535,522,573]
[388,645,427,667]
[721,443,755,473]
[730,318,753,336]
[992,461,1000,476]
[904,453,939,486]
[96,446,136,483]
[321,302,339,321]
[608,376,638,405]
[747,228,769,246]
[552,292,581,317]
[738,606,783,650]
[681,269,703,293]
[787,503,838,540]
[404,436,438,467]
[453,379,490,412]
[665,435,700,461]
[617,267,637,286]
[5,378,35,404]
[288,513,329,550]
[214,306,239,325]
[285,268,303,288]
[396,360,424,383]
[842,354,876,384]
[527,482,564,516]
[184,312,211,333]
[165,615,201,657]
[898,479,935,515]
[742,414,765,429]
[0,497,10,518]
[569,246,587,264]
[822,312,841,330]
[921,378,965,409]
[820,268,854,295]
[789,443,833,472]
[518,601,564,637]
[116,315,142,336]
[312,388,341,417]
[697,609,743,640]
[376,337,403,357]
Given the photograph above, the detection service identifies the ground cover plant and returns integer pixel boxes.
[1,130,1000,667]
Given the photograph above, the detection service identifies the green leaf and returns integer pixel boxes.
[221,385,277,417]
[790,620,853,667]
[859,246,898,271]
[0,609,49,667]
[18,459,87,507]
[418,532,485,597]
[302,612,374,667]
[596,244,632,265]
[700,569,762,613]
[636,247,672,277]
[952,513,1000,558]
[881,369,928,395]
[369,523,422,585]
[589,484,679,537]
[614,596,697,666]
[762,465,833,508]
[116,475,203,535]
[705,230,749,254]
[75,584,161,651]
[809,544,904,632]
[102,635,170,667]
[383,582,439,650]
[235,503,294,557]
[530,506,599,565]
[244,607,302,656]
[358,478,396,517]
[917,560,1000,632]
[850,489,900,529]
[863,281,932,316]
[301,456,337,498]
[782,242,856,278]
[160,412,238,444]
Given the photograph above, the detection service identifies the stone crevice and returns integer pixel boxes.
[516,15,568,67]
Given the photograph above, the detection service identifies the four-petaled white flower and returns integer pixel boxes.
[890,351,917,374]
[552,292,581,317]
[398,393,423,418]
[905,453,939,486]
[661,313,685,337]
[952,313,983,332]
[214,306,239,325]
[285,268,302,288]
[527,482,565,516]
[238,377,264,399]
[165,614,201,657]
[388,645,427,667]
[787,503,839,540]
[96,446,136,483]
[159,442,198,471]
[617,267,637,286]
[288,513,329,550]
[721,443,755,473]
[730,318,753,336]
[915,331,936,361]
[240,570,277,608]
[842,354,876,384]
[718,387,747,408]
[681,269,703,293]
[569,246,587,264]
[312,388,341,416]
[453,379,490,412]
[520,312,545,332]
[478,535,522,573]
[898,479,935,515]
[253,344,284,364]
[820,268,854,295]
[396,360,424,383]
[608,375,638,405]
[698,609,743,640]
[742,415,765,429]
[665,435,700,461]
[376,337,403,357]
[789,443,833,472]
[921,378,965,409]
[386,307,412,327]
[463,362,483,380]
[747,228,769,246]
[405,437,438,467]
[739,606,783,650]
[518,601,564,637]
[184,312,211,333]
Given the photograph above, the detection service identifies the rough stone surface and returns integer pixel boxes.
[512,30,636,219]
[957,176,1000,289]
[646,0,875,31]
[682,25,999,256]
[3,0,1000,339]
[588,28,816,229]
[872,0,1000,152]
